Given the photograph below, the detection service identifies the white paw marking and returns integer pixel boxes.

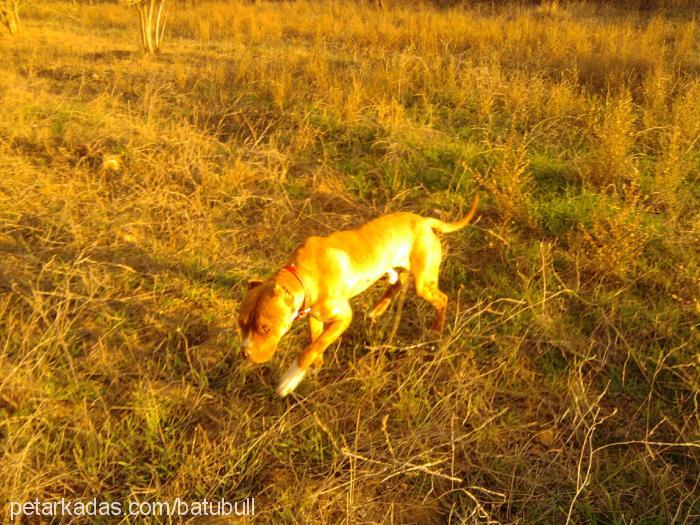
[386,268,399,284]
[276,362,307,397]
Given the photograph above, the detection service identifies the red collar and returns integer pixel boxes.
[282,265,310,320]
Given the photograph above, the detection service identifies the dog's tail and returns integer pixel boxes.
[427,193,479,233]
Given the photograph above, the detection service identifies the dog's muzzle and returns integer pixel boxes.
[241,337,252,359]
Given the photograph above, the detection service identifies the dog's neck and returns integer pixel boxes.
[273,266,308,319]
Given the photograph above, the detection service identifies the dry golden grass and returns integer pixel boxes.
[1,1,698,523]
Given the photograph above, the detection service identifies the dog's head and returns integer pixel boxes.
[238,280,295,363]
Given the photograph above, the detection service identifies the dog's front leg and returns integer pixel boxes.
[308,316,325,369]
[277,301,352,397]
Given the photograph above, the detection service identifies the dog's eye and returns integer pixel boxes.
[260,325,271,334]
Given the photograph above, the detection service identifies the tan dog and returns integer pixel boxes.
[238,194,479,396]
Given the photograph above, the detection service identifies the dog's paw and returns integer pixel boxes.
[276,362,307,397]
[430,319,446,335]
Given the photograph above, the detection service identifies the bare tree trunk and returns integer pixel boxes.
[131,0,167,54]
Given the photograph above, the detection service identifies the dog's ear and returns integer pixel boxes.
[248,280,264,290]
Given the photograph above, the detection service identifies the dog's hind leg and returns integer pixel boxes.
[411,231,448,333]
[416,279,448,333]
[368,269,408,320]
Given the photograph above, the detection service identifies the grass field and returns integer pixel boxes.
[1,0,699,523]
